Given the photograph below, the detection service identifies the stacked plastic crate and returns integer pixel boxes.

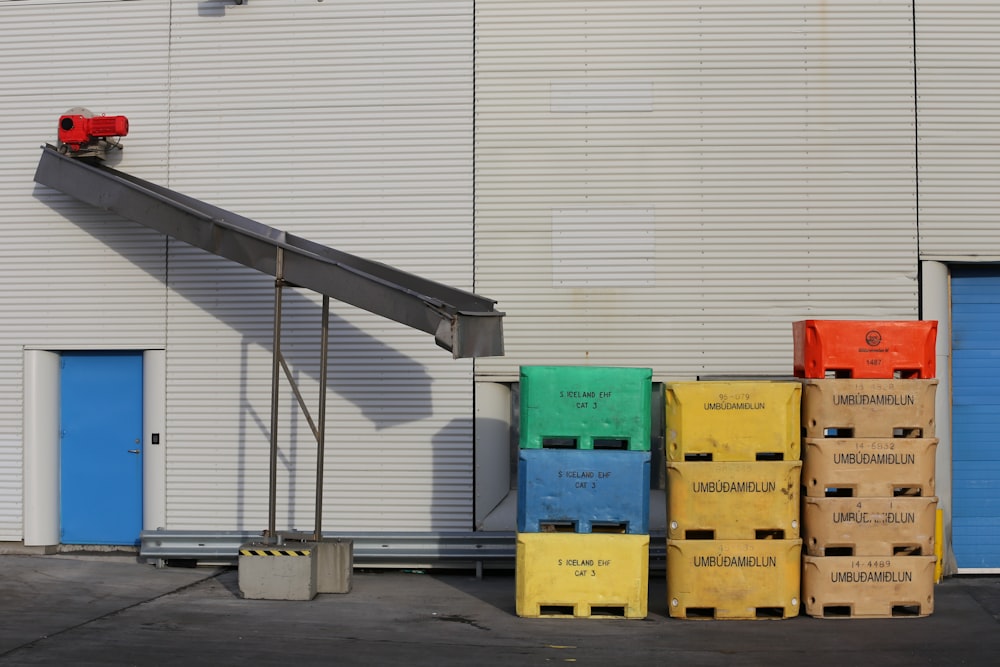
[664,381,803,619]
[795,320,939,618]
[515,365,653,619]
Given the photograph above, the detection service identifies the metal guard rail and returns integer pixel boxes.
[140,530,668,569]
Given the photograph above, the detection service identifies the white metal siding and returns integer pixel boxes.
[0,2,170,540]
[474,1,920,379]
[916,3,1000,260]
[165,1,476,532]
[0,1,476,538]
[1,0,947,542]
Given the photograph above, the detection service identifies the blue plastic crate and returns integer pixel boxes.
[517,448,651,534]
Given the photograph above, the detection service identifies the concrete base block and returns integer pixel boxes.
[238,542,317,601]
[0,542,58,555]
[316,538,353,594]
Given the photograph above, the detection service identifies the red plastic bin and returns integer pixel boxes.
[793,320,937,379]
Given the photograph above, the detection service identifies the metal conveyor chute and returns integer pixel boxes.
[33,145,503,358]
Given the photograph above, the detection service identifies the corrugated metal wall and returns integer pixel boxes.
[0,1,171,540]
[0,0,477,538]
[474,1,920,379]
[9,1,996,542]
[916,2,1000,260]
[163,1,477,532]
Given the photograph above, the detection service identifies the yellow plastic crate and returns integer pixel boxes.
[800,379,938,439]
[665,381,801,462]
[802,555,936,618]
[667,539,802,619]
[802,496,938,557]
[667,461,801,540]
[516,532,649,619]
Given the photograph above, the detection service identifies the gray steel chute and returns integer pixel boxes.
[33,144,504,359]
[35,143,504,548]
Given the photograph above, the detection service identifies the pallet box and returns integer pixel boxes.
[667,539,802,620]
[666,381,801,462]
[802,555,936,618]
[667,461,801,540]
[516,532,649,619]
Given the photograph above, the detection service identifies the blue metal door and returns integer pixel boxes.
[60,351,143,545]
[952,266,1000,569]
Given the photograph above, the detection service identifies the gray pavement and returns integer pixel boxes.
[1,554,999,666]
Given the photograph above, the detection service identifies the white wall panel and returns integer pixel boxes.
[475,1,920,379]
[0,0,476,538]
[0,0,943,542]
[164,1,476,532]
[916,2,1000,259]
[0,1,170,539]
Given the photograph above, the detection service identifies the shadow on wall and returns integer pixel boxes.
[32,183,435,432]
[197,1,241,19]
[428,417,478,531]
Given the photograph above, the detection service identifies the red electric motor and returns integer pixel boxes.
[57,109,129,156]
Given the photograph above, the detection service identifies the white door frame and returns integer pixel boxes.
[22,348,165,546]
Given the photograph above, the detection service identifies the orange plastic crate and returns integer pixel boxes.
[793,320,937,379]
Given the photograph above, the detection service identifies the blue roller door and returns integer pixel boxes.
[952,265,1000,570]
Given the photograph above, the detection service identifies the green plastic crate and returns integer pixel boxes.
[519,366,652,451]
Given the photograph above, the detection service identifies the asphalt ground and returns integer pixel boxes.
[1,554,999,666]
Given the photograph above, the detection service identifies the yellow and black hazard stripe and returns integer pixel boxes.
[239,548,312,557]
